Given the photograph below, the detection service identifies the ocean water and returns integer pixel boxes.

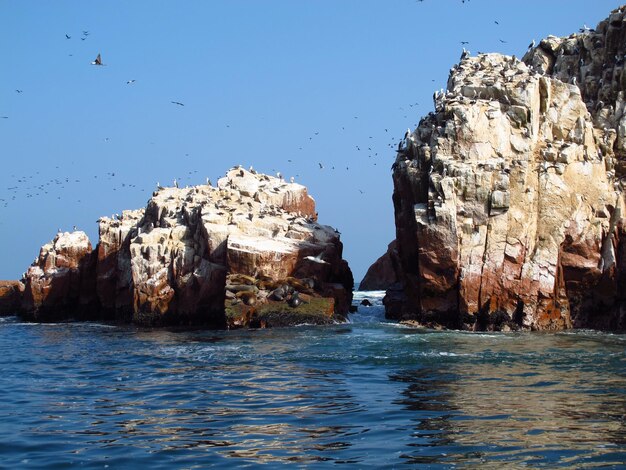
[0,292,624,468]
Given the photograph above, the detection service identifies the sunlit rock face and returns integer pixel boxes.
[20,169,353,326]
[388,5,626,331]
[21,231,99,321]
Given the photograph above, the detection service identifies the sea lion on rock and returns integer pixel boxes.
[237,291,257,306]
[226,284,258,293]
[257,279,279,290]
[285,277,314,294]
[288,292,302,308]
[270,286,286,301]
[227,273,257,285]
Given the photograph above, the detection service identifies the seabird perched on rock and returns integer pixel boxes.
[91,53,104,66]
[528,39,535,50]
[460,48,470,61]
[174,178,178,188]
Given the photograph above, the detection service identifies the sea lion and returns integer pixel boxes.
[237,291,257,306]
[285,277,314,293]
[227,273,257,285]
[288,292,302,308]
[257,280,279,291]
[270,286,286,301]
[226,284,258,293]
[300,278,316,290]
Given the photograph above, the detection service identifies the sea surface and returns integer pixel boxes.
[0,291,625,469]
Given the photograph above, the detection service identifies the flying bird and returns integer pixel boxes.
[15,89,22,93]
[65,34,71,39]
[304,253,329,265]
[171,101,185,106]
[91,53,104,65]
[126,79,136,84]
[318,163,323,169]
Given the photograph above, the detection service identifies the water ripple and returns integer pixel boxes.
[0,314,624,467]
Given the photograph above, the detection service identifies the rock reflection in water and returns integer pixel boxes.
[391,332,626,467]
[1,317,625,467]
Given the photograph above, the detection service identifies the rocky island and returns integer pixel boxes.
[4,6,626,334]
[0,168,353,327]
[383,5,626,331]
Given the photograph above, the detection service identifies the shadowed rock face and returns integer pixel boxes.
[388,5,626,331]
[19,169,353,326]
[0,281,24,316]
[359,240,400,291]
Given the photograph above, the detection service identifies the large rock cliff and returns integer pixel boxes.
[18,168,353,327]
[388,5,626,331]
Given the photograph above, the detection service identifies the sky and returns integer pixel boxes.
[0,0,622,282]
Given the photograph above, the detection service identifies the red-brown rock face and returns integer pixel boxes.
[0,281,24,315]
[21,232,98,321]
[19,169,352,327]
[388,6,626,331]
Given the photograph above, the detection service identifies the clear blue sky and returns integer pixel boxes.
[0,0,621,281]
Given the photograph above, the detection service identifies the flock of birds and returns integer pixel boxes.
[1,25,434,218]
[1,1,536,235]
